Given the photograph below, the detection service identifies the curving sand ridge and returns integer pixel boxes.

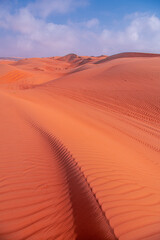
[0,53,160,239]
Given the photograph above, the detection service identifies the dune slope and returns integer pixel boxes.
[0,53,160,240]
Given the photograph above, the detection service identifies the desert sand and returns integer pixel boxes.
[0,53,160,240]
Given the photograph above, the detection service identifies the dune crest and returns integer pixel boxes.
[0,53,160,239]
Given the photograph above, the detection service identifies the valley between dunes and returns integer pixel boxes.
[0,53,160,240]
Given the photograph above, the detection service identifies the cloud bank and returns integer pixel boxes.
[0,0,160,57]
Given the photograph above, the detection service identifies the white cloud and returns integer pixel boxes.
[0,4,160,57]
[99,13,160,54]
[148,15,160,31]
[86,18,99,28]
[27,0,88,18]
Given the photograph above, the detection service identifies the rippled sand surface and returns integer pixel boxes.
[0,53,160,240]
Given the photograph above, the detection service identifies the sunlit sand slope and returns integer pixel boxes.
[0,53,160,240]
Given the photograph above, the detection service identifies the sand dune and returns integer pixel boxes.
[95,52,160,64]
[0,53,160,240]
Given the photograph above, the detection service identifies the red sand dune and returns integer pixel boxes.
[0,52,160,240]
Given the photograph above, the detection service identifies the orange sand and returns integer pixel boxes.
[0,53,160,240]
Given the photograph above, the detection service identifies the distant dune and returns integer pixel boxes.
[95,52,160,64]
[0,52,160,239]
[0,57,25,61]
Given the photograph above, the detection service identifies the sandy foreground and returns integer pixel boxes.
[0,53,160,240]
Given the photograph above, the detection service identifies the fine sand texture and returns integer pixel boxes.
[0,53,160,240]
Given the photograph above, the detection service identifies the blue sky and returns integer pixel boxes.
[0,0,160,57]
